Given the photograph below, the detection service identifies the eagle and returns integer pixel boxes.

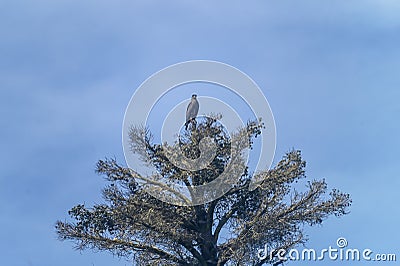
[185,94,199,130]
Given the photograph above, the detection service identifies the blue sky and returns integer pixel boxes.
[1,1,399,265]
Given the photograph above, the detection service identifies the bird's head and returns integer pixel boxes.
[192,94,197,99]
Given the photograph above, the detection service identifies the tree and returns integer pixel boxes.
[56,116,351,265]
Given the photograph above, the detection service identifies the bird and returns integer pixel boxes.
[185,94,199,130]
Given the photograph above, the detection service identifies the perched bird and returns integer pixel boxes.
[185,94,199,130]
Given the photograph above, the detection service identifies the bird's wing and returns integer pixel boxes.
[186,101,194,121]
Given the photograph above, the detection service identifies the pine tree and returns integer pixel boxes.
[56,116,351,265]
